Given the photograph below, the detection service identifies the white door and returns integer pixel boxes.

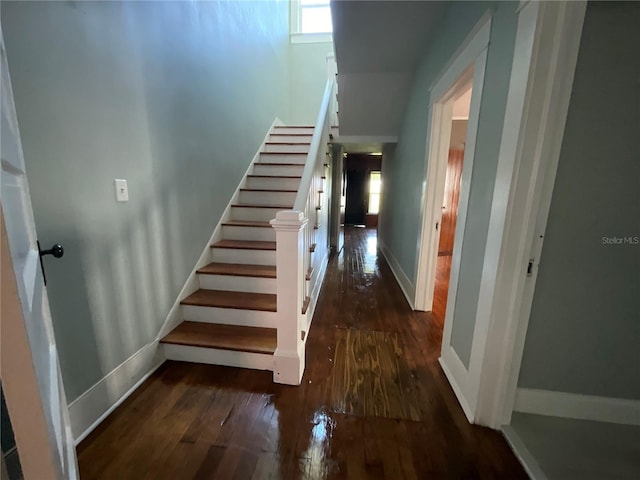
[0,28,78,479]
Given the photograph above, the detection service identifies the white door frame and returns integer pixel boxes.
[414,13,491,314]
[470,0,588,428]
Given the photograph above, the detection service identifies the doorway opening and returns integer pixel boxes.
[432,87,472,327]
[343,153,382,228]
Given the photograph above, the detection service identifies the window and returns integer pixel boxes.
[300,0,333,33]
[291,0,333,43]
[368,171,381,214]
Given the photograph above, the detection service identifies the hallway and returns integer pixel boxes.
[77,227,526,479]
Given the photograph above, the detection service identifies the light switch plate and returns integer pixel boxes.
[114,179,129,202]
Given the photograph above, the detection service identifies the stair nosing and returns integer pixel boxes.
[247,174,302,179]
[197,263,276,278]
[211,240,276,251]
[160,322,276,355]
[239,188,297,193]
[231,204,293,209]
[255,163,305,167]
[222,221,272,228]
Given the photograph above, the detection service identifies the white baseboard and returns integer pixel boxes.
[378,239,416,309]
[69,342,164,444]
[514,388,640,426]
[502,424,549,480]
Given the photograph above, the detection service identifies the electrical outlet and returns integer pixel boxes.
[114,179,129,202]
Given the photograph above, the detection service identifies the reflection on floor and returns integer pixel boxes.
[505,413,640,479]
[77,226,526,479]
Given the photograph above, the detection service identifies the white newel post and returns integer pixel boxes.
[270,210,307,385]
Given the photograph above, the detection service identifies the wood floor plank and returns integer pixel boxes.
[77,227,528,480]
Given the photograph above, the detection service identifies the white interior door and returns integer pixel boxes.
[0,28,78,479]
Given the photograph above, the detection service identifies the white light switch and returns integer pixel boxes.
[114,179,129,202]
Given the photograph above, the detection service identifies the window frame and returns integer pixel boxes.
[290,0,333,44]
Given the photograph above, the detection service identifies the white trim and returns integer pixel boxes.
[290,32,333,44]
[513,389,640,426]
[155,119,280,340]
[305,249,329,330]
[162,344,274,371]
[502,425,549,480]
[428,11,491,99]
[414,15,490,313]
[472,2,587,428]
[378,238,415,309]
[439,353,474,422]
[69,342,164,444]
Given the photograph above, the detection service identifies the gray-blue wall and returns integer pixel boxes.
[2,0,329,402]
[379,1,518,367]
[517,1,640,400]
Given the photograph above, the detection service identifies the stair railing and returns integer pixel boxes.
[270,78,335,385]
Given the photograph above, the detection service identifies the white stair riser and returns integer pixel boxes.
[230,206,283,222]
[272,127,314,135]
[239,190,296,205]
[163,344,273,371]
[258,153,307,164]
[269,134,313,143]
[197,274,276,294]
[182,305,277,327]
[222,225,275,241]
[246,176,301,190]
[253,164,304,176]
[211,246,275,265]
[264,143,310,153]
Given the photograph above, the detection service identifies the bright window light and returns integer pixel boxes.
[300,1,333,34]
[368,171,381,214]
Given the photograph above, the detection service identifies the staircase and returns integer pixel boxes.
[160,125,319,375]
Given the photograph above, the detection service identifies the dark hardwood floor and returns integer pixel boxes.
[77,227,526,479]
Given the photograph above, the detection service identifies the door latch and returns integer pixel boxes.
[526,259,534,277]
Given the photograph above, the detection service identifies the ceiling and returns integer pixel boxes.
[331,0,448,137]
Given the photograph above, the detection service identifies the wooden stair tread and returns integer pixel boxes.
[261,151,307,155]
[269,133,312,137]
[302,296,311,315]
[231,203,293,209]
[247,174,302,179]
[212,239,276,250]
[197,263,276,278]
[240,188,297,193]
[181,289,276,311]
[160,322,276,354]
[254,163,304,167]
[222,220,271,228]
